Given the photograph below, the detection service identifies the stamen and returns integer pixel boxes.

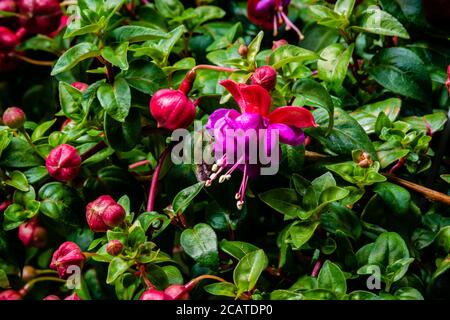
[235,193,241,200]
[236,200,244,210]
[273,14,278,37]
[223,156,244,177]
[212,164,218,172]
[205,180,212,187]
[209,173,217,180]
[280,11,304,40]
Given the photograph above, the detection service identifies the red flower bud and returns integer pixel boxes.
[18,0,62,36]
[2,106,26,128]
[164,284,190,300]
[150,89,196,131]
[46,144,81,182]
[0,289,23,300]
[251,66,277,91]
[446,65,450,94]
[43,294,60,300]
[106,240,123,256]
[18,217,48,248]
[50,241,85,279]
[71,81,89,92]
[272,39,288,51]
[0,200,12,213]
[86,195,125,232]
[238,44,248,57]
[139,288,169,300]
[0,26,19,53]
[64,292,81,300]
[0,0,17,14]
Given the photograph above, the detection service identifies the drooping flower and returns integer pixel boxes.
[50,241,85,278]
[247,0,304,39]
[205,79,316,209]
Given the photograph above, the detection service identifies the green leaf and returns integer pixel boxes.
[351,98,401,134]
[104,108,141,152]
[435,227,450,253]
[309,5,348,29]
[172,181,205,213]
[307,108,377,160]
[97,78,131,122]
[101,42,129,71]
[318,43,354,88]
[204,282,237,298]
[155,0,184,18]
[317,261,347,297]
[373,182,411,215]
[220,240,259,260]
[110,26,168,43]
[259,188,304,219]
[31,119,57,142]
[334,0,356,18]
[368,232,410,267]
[107,257,133,284]
[180,223,219,268]
[321,203,362,240]
[4,171,29,192]
[369,48,431,102]
[0,269,9,288]
[51,42,99,75]
[0,137,44,168]
[293,79,334,135]
[269,45,318,69]
[121,61,167,95]
[247,31,264,68]
[288,221,320,249]
[38,182,83,227]
[352,6,409,39]
[233,249,268,296]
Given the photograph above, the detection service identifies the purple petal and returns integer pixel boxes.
[269,123,305,146]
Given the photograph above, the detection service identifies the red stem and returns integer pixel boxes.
[184,274,226,291]
[129,159,150,170]
[389,157,406,174]
[80,141,107,161]
[146,147,171,212]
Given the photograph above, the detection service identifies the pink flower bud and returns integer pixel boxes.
[272,39,288,51]
[18,217,48,248]
[46,144,81,182]
[251,66,277,91]
[238,44,248,57]
[86,195,125,232]
[18,0,62,36]
[64,292,81,300]
[0,26,19,53]
[164,284,190,300]
[2,107,25,128]
[106,240,124,256]
[0,200,12,213]
[0,289,22,300]
[71,81,89,92]
[50,241,85,279]
[139,288,169,300]
[43,295,61,300]
[150,89,196,131]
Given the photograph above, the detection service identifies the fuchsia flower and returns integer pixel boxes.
[86,195,125,232]
[247,0,304,39]
[205,79,316,209]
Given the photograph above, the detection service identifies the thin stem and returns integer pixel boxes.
[192,65,238,73]
[388,157,406,174]
[14,55,54,67]
[97,56,114,84]
[146,147,172,212]
[36,269,59,276]
[80,141,107,161]
[129,159,150,170]
[185,274,226,290]
[19,128,47,160]
[383,173,450,206]
[22,276,66,293]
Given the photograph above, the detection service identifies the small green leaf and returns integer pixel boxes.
[318,44,354,88]
[288,221,320,249]
[220,240,259,260]
[4,171,29,192]
[373,182,411,215]
[233,249,268,295]
[97,78,131,122]
[180,223,219,268]
[204,282,237,298]
[111,26,168,43]
[31,119,57,142]
[101,42,129,70]
[51,42,99,75]
[172,181,205,213]
[107,257,133,284]
[317,261,347,297]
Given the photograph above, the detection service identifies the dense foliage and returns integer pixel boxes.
[0,0,450,301]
